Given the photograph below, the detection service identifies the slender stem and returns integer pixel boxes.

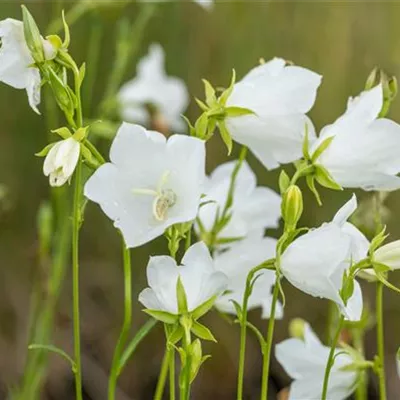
[180,329,192,400]
[353,327,367,400]
[376,281,387,400]
[236,287,249,400]
[169,343,176,400]
[260,277,280,400]
[108,243,132,400]
[321,313,345,400]
[154,347,170,400]
[72,156,83,400]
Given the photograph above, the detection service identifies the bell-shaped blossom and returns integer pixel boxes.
[0,18,55,114]
[311,85,400,191]
[214,237,283,319]
[196,160,281,245]
[225,58,322,170]
[280,195,368,321]
[84,123,205,248]
[275,322,357,400]
[118,44,189,132]
[43,137,80,187]
[139,242,227,314]
[374,240,400,270]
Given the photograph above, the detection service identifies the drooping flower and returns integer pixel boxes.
[138,242,227,315]
[196,160,281,247]
[118,44,189,133]
[0,19,55,114]
[214,237,283,319]
[311,85,400,191]
[280,195,368,321]
[275,322,358,400]
[84,123,205,248]
[224,58,322,170]
[43,137,80,187]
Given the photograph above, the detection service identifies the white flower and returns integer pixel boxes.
[214,237,283,319]
[193,0,214,10]
[374,240,400,270]
[280,195,368,321]
[0,18,55,114]
[225,58,322,170]
[118,44,189,132]
[84,123,205,248]
[43,137,80,187]
[138,242,227,314]
[311,85,400,191]
[196,160,281,245]
[275,322,357,400]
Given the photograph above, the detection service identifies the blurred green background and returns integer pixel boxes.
[1,1,400,399]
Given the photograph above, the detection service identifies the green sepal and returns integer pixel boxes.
[374,270,400,295]
[46,35,63,52]
[195,98,209,112]
[218,121,233,155]
[306,175,322,206]
[311,136,334,162]
[81,145,100,169]
[219,69,236,106]
[52,126,72,139]
[72,126,89,142]
[168,324,184,345]
[78,63,86,86]
[194,112,209,139]
[302,124,311,161]
[315,165,343,191]
[224,106,255,118]
[214,236,243,246]
[191,321,216,342]
[188,340,211,383]
[142,309,178,324]
[278,170,291,195]
[340,273,354,304]
[35,142,56,157]
[21,5,44,63]
[202,79,217,108]
[191,295,217,320]
[369,226,388,255]
[61,10,70,48]
[230,300,243,320]
[176,277,189,314]
[181,115,196,136]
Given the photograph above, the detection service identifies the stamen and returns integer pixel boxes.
[153,189,177,221]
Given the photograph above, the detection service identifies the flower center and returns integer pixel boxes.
[132,170,177,221]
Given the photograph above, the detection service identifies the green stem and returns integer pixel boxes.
[154,347,171,400]
[108,243,132,400]
[376,281,387,400]
[321,313,345,400]
[260,277,280,400]
[72,156,83,400]
[180,329,191,400]
[353,327,367,400]
[169,343,176,400]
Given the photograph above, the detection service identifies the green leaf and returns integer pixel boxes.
[315,165,343,191]
[35,142,56,157]
[28,344,76,372]
[278,170,291,195]
[191,295,217,320]
[215,236,243,246]
[224,106,255,118]
[143,309,178,324]
[218,121,233,155]
[176,277,188,314]
[311,136,334,162]
[306,175,322,206]
[203,79,217,107]
[48,67,74,115]
[302,123,311,161]
[219,69,236,106]
[191,321,217,342]
[117,318,158,375]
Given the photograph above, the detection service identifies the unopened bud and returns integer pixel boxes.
[48,67,75,117]
[22,5,45,63]
[374,240,400,271]
[289,318,306,340]
[365,67,379,90]
[281,185,303,230]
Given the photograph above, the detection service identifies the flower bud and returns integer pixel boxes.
[289,318,306,340]
[365,67,379,90]
[43,138,80,187]
[281,185,303,230]
[22,5,45,63]
[374,240,400,270]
